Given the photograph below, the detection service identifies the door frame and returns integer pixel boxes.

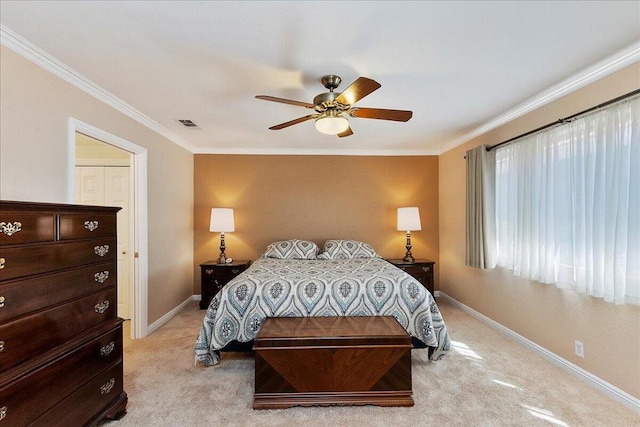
[68,118,149,339]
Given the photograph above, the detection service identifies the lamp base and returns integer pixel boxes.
[402,254,415,263]
[403,231,414,263]
[218,232,227,264]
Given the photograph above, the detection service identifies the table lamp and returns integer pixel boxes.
[210,208,235,264]
[397,207,421,263]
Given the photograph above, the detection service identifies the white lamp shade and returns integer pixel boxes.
[315,115,349,135]
[397,207,422,231]
[210,208,235,232]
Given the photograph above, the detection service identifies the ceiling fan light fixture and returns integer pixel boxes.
[315,113,349,135]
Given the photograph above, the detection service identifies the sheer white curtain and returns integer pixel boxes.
[495,95,640,305]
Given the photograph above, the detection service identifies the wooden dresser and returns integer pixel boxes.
[0,200,127,426]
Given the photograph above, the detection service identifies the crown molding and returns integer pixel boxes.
[0,24,195,153]
[438,40,640,155]
[193,147,440,156]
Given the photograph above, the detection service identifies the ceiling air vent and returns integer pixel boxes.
[177,119,198,128]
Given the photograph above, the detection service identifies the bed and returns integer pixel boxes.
[194,239,450,365]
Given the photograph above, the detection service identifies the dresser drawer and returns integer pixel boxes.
[0,261,116,323]
[29,361,125,427]
[0,288,116,371]
[0,211,55,245]
[0,239,116,281]
[0,323,122,427]
[58,213,117,240]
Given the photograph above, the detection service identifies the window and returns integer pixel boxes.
[493,95,640,305]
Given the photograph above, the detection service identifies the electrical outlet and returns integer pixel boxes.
[575,340,584,358]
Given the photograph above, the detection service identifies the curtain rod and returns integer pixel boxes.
[486,88,640,152]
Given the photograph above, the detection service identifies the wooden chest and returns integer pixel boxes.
[253,316,413,409]
[0,200,127,426]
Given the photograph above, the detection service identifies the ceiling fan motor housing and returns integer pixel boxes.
[313,91,348,113]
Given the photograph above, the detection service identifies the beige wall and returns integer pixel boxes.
[0,46,194,325]
[439,63,640,398]
[194,155,439,292]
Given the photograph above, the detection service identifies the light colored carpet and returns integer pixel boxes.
[109,299,639,426]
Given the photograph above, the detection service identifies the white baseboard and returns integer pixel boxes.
[147,295,196,335]
[193,294,202,301]
[438,292,640,414]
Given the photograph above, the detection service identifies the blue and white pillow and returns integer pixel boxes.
[318,240,380,260]
[261,239,320,260]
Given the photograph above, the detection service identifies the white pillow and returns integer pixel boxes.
[318,240,379,259]
[261,239,320,260]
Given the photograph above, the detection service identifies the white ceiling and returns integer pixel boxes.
[1,1,639,155]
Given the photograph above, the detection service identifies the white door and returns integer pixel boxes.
[76,166,132,319]
[77,167,105,205]
[104,167,132,320]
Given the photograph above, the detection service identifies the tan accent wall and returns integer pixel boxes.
[194,155,439,290]
[0,46,194,326]
[439,63,640,398]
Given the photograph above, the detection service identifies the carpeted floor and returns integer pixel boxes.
[108,299,639,426]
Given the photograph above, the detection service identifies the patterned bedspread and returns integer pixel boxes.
[194,257,450,365]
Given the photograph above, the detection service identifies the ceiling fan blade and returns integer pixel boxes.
[350,107,413,122]
[268,114,318,130]
[255,95,314,109]
[337,126,353,138]
[335,77,381,106]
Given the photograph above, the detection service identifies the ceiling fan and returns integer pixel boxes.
[255,75,412,137]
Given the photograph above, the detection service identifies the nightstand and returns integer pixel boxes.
[386,258,435,296]
[199,260,250,309]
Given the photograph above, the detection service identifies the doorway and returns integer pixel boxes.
[68,118,149,339]
[75,135,133,320]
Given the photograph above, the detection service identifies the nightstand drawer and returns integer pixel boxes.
[199,260,250,309]
[386,259,435,296]
[398,264,431,279]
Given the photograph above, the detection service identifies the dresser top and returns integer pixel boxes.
[1,200,120,213]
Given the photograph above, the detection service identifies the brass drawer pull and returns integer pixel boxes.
[100,378,115,395]
[0,257,5,270]
[94,300,110,314]
[84,220,99,231]
[231,268,240,274]
[0,296,5,308]
[205,269,214,275]
[100,341,115,356]
[94,271,110,284]
[0,221,22,236]
[94,245,110,257]
[422,266,430,272]
[0,341,4,352]
[0,406,7,421]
